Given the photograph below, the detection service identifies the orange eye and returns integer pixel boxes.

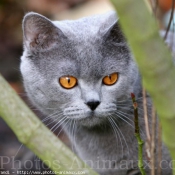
[103,72,118,86]
[59,76,77,89]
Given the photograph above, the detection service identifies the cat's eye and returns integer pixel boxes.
[59,76,77,89]
[102,72,118,86]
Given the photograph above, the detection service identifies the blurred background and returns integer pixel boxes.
[0,0,174,173]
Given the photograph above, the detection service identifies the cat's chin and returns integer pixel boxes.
[73,113,109,128]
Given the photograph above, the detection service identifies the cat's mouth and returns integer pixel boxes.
[64,110,114,127]
[63,103,117,127]
[65,110,100,120]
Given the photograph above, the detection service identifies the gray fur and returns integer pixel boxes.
[20,12,172,175]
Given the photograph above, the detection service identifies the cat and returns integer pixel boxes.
[20,11,172,175]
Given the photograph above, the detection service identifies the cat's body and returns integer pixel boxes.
[20,11,172,175]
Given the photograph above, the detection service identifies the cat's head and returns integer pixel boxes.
[20,11,140,128]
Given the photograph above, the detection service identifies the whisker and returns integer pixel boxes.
[56,118,70,137]
[108,117,123,157]
[72,120,76,153]
[117,96,147,104]
[117,103,132,106]
[116,110,146,122]
[49,116,67,131]
[42,111,60,123]
[69,119,74,151]
[44,112,63,127]
[117,106,133,110]
[115,111,144,134]
[134,97,144,101]
[52,117,68,133]
[110,117,129,155]
[114,111,134,128]
[117,99,132,103]
[14,144,23,158]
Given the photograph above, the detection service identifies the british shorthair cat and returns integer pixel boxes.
[20,11,172,175]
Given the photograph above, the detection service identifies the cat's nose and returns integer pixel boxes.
[86,101,100,111]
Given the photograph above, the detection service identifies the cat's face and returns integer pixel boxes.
[21,12,139,127]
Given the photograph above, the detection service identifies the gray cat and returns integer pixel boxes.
[20,11,172,175]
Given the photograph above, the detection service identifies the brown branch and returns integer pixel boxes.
[142,88,151,143]
[131,93,146,175]
[157,123,162,175]
[164,0,175,40]
[151,106,156,175]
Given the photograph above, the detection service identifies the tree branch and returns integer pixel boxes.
[111,0,175,174]
[131,93,146,175]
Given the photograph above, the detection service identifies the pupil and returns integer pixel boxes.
[66,77,70,84]
[108,75,111,80]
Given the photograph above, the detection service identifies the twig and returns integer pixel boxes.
[142,88,151,143]
[164,0,175,40]
[157,123,162,175]
[151,106,156,175]
[142,88,151,163]
[131,93,146,175]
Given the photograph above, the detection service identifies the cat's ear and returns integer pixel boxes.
[22,12,65,51]
[104,21,126,44]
